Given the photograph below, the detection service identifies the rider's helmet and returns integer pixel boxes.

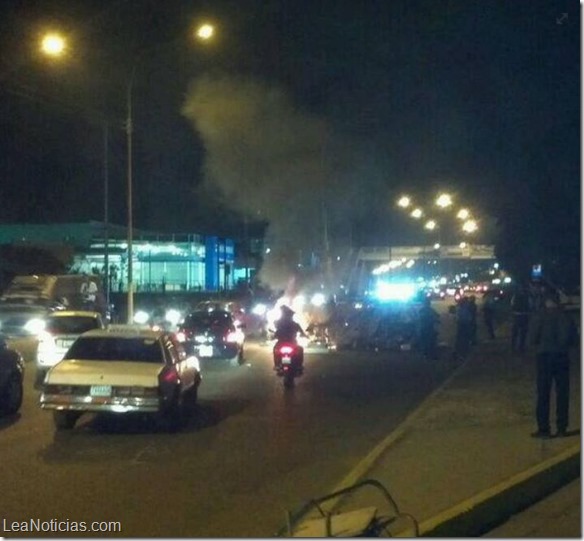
[280,305,295,319]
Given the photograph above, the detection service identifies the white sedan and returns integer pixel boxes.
[40,325,201,431]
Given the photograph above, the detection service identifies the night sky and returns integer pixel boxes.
[0,0,579,283]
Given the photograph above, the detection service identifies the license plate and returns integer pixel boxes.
[282,357,291,364]
[90,385,112,397]
[198,345,213,357]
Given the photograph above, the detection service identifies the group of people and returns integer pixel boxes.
[450,282,577,440]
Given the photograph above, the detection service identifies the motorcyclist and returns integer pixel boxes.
[273,305,307,370]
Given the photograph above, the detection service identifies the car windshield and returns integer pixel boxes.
[63,336,164,363]
[46,316,99,335]
[183,311,232,328]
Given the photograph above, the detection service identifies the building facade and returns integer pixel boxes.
[0,222,236,293]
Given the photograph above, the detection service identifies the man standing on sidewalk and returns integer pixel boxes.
[530,292,577,439]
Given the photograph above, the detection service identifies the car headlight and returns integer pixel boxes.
[24,318,46,335]
[165,309,182,326]
[133,310,150,325]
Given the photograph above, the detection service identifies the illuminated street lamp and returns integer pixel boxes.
[435,193,453,209]
[195,23,215,40]
[410,208,423,219]
[424,220,437,231]
[40,32,66,57]
[397,195,411,208]
[456,208,470,220]
[125,22,215,323]
[462,219,478,233]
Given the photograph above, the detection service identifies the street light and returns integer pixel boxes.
[410,208,423,219]
[40,32,66,57]
[126,22,215,323]
[462,219,478,234]
[397,195,411,208]
[456,208,470,220]
[435,193,453,209]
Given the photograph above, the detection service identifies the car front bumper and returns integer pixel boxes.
[40,393,161,414]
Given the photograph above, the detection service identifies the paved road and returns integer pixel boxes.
[0,320,459,537]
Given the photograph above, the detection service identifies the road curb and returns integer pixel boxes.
[417,443,581,537]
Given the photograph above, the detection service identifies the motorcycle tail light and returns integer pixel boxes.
[225,331,238,343]
[279,345,295,355]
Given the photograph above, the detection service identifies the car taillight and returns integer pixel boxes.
[115,386,157,397]
[44,384,73,395]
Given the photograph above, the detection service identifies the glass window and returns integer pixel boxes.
[64,336,164,364]
[46,316,100,335]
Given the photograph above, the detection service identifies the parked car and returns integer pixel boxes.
[40,325,201,431]
[0,334,25,415]
[177,309,245,366]
[35,310,106,388]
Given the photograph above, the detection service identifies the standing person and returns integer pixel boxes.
[530,293,577,439]
[510,283,532,353]
[417,297,440,359]
[80,274,98,310]
[453,297,473,360]
[468,295,478,345]
[482,289,497,339]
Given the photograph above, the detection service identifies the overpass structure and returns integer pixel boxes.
[346,244,496,295]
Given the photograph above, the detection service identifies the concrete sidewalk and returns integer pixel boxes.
[284,331,581,537]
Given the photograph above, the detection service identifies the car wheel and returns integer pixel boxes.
[53,411,80,430]
[157,392,182,432]
[34,369,46,390]
[1,372,23,415]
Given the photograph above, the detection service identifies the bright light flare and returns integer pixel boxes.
[310,293,326,307]
[424,220,437,230]
[133,310,150,325]
[375,281,418,302]
[40,33,66,57]
[457,208,470,220]
[24,318,46,335]
[195,23,215,41]
[436,193,453,208]
[462,219,478,233]
[397,195,411,208]
[165,309,182,326]
[410,208,423,219]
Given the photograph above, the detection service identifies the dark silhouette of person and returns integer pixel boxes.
[453,297,474,360]
[273,305,307,370]
[530,293,577,438]
[417,297,440,359]
[482,290,497,339]
[511,283,532,353]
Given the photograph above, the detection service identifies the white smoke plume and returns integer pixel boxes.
[182,74,332,287]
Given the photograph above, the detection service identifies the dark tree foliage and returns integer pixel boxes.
[0,244,73,291]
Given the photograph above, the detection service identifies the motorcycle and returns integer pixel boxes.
[273,341,304,388]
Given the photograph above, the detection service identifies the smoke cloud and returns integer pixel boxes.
[182,74,384,289]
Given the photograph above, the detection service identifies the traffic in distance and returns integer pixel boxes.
[0,267,577,424]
